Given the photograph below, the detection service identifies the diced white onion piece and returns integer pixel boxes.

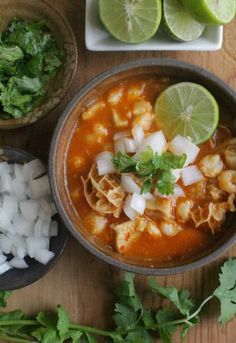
[9,257,28,269]
[0,208,11,229]
[114,139,126,154]
[123,195,138,220]
[11,179,27,201]
[34,249,55,265]
[114,131,130,140]
[97,159,115,176]
[124,138,136,153]
[132,125,144,146]
[136,131,167,157]
[0,254,7,265]
[1,174,12,193]
[20,200,39,222]
[39,199,57,217]
[0,235,12,254]
[130,193,146,215]
[181,165,204,186]
[121,175,141,194]
[173,185,185,198]
[95,151,113,161]
[0,162,11,176]
[14,164,24,181]
[168,135,200,166]
[50,221,58,237]
[29,175,50,199]
[141,192,154,200]
[0,262,11,275]
[3,195,18,220]
[12,216,33,237]
[23,159,46,181]
[171,169,182,182]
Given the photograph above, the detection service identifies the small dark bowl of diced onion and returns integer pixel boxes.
[0,146,68,290]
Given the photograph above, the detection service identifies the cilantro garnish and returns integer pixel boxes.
[0,259,235,342]
[112,149,186,195]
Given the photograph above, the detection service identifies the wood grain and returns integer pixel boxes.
[1,1,236,342]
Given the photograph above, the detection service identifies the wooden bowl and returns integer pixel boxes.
[0,146,68,290]
[49,58,236,275]
[0,0,78,130]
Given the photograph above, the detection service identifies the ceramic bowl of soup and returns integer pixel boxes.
[49,58,236,275]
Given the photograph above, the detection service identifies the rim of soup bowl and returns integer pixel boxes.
[49,58,236,275]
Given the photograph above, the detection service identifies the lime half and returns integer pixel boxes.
[163,0,205,42]
[154,82,219,145]
[180,0,236,25]
[99,0,162,44]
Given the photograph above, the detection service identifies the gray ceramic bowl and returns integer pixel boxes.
[49,58,236,275]
[0,146,68,290]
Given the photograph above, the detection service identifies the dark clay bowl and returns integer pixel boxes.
[0,0,78,129]
[49,58,236,275]
[0,146,68,290]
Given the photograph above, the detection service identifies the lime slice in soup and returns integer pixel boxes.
[180,0,236,25]
[99,0,162,44]
[154,82,219,145]
[163,0,205,42]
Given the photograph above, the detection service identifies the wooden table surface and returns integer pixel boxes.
[1,1,236,342]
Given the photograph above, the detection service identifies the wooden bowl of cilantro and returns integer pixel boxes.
[0,0,78,129]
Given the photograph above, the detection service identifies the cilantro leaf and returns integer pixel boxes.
[116,273,143,313]
[141,178,152,194]
[156,308,178,343]
[142,309,156,330]
[112,152,137,173]
[57,305,70,338]
[154,152,186,170]
[0,291,11,308]
[37,311,57,328]
[113,304,139,332]
[140,146,154,163]
[214,258,236,324]
[156,170,175,196]
[125,327,154,343]
[149,279,195,316]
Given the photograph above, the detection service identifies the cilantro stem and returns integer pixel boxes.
[0,320,38,327]
[0,335,33,343]
[158,295,214,327]
[69,324,114,338]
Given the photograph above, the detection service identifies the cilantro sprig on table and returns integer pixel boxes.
[112,148,186,195]
[0,259,236,343]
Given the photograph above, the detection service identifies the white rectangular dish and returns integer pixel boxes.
[85,0,223,52]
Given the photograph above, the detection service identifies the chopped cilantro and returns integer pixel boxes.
[113,148,186,195]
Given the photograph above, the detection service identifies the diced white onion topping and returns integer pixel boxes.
[114,139,126,154]
[124,138,136,153]
[97,159,115,176]
[121,175,141,194]
[0,262,11,275]
[130,193,146,215]
[168,135,200,166]
[114,131,130,140]
[95,151,113,161]
[123,195,138,220]
[23,159,46,181]
[132,125,144,146]
[181,165,204,186]
[136,131,167,157]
